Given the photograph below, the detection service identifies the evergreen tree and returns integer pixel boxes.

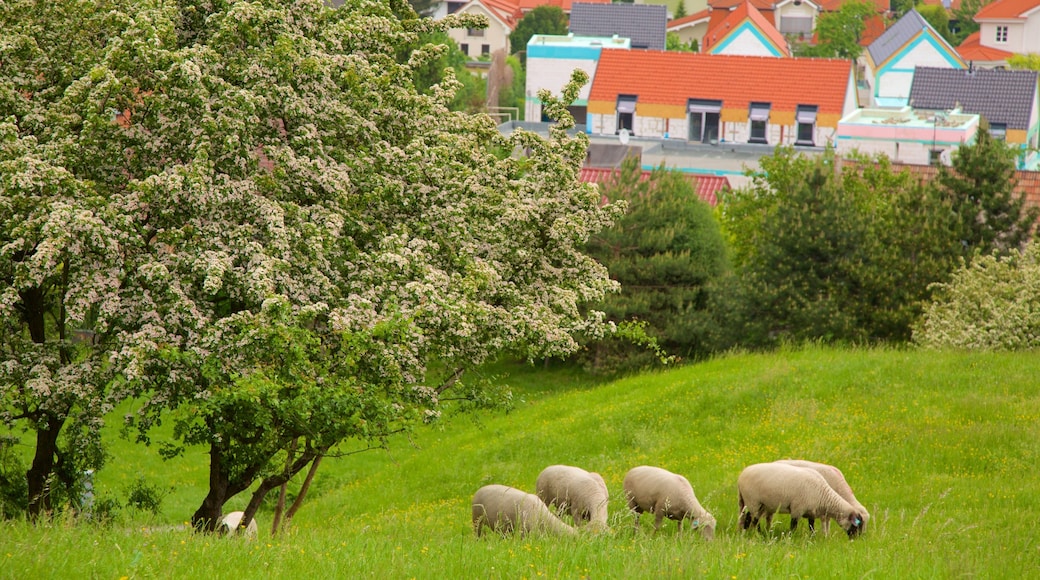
[936,130,1039,259]
[509,5,568,58]
[583,158,730,369]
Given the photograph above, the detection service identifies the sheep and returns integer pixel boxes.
[535,464,609,530]
[220,511,258,538]
[737,462,866,539]
[774,459,870,535]
[622,465,716,540]
[472,484,578,537]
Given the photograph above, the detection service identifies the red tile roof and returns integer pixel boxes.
[975,0,1040,20]
[957,30,1014,61]
[517,0,609,12]
[589,50,853,116]
[473,0,523,28]
[580,167,728,205]
[876,161,1040,211]
[703,0,790,56]
[668,8,712,29]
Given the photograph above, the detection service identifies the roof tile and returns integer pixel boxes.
[908,66,1038,130]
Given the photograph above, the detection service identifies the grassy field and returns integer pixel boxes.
[3,346,1040,578]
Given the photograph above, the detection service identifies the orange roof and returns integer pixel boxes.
[703,1,790,56]
[589,50,853,115]
[859,14,889,46]
[473,0,523,28]
[580,167,727,206]
[957,30,1014,61]
[710,0,775,10]
[975,0,1040,19]
[517,0,608,12]
[668,8,712,29]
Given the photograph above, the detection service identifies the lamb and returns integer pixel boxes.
[220,511,258,538]
[774,459,870,534]
[535,465,609,530]
[472,484,578,537]
[622,465,716,540]
[737,462,866,539]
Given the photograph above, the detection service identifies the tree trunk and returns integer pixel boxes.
[283,454,323,526]
[26,414,63,519]
[191,443,231,532]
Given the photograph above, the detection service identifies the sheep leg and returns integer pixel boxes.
[653,509,665,532]
[790,516,800,531]
[807,516,816,533]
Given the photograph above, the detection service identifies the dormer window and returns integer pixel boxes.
[616,95,637,134]
[996,25,1008,43]
[795,105,818,146]
[749,102,771,144]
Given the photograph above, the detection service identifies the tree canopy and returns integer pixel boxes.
[509,5,569,57]
[799,0,875,60]
[1,0,622,529]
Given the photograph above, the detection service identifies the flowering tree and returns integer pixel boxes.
[4,0,622,528]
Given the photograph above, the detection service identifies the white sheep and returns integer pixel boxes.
[472,484,578,537]
[622,465,716,540]
[220,511,258,538]
[737,462,866,538]
[535,464,609,530]
[774,459,870,534]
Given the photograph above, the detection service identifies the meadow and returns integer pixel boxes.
[3,346,1040,578]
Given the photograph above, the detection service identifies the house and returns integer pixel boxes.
[524,33,631,123]
[773,0,821,37]
[586,50,858,147]
[702,1,791,57]
[957,31,1014,68]
[836,106,981,165]
[569,2,668,50]
[446,0,523,59]
[667,9,712,49]
[974,0,1040,55]
[863,9,966,107]
[908,66,1040,168]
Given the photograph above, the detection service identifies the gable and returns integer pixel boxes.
[876,32,967,74]
[708,22,788,57]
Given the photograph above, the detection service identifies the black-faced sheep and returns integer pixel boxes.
[220,511,258,538]
[472,484,578,537]
[622,465,716,540]
[775,459,870,534]
[535,464,609,530]
[738,462,866,539]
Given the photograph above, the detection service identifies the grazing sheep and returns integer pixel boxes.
[472,484,578,537]
[220,511,258,538]
[535,465,609,530]
[622,466,716,540]
[775,459,870,534]
[738,462,865,539]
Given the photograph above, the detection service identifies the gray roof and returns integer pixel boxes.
[569,2,667,50]
[868,9,955,67]
[908,67,1039,130]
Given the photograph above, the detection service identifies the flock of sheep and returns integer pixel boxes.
[471,460,869,540]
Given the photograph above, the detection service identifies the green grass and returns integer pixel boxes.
[4,346,1040,578]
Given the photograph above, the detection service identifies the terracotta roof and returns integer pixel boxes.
[589,50,853,115]
[876,161,1040,211]
[668,8,712,29]
[579,167,727,205]
[957,31,1014,62]
[703,0,790,56]
[517,0,608,12]
[471,0,523,28]
[860,14,889,46]
[709,0,775,10]
[975,0,1040,20]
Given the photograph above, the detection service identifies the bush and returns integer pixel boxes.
[914,241,1040,350]
[0,435,28,519]
[124,476,170,516]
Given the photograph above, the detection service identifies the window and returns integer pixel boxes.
[996,25,1008,43]
[929,149,944,166]
[688,99,722,143]
[749,102,771,144]
[467,28,485,37]
[617,95,637,134]
[460,43,469,56]
[990,122,1007,141]
[795,105,818,146]
[481,44,490,55]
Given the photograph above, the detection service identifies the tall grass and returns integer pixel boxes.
[4,347,1040,578]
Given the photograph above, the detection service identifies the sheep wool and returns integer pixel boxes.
[535,464,609,530]
[622,465,716,540]
[220,511,258,538]
[472,484,578,537]
[774,459,870,534]
[738,462,866,539]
